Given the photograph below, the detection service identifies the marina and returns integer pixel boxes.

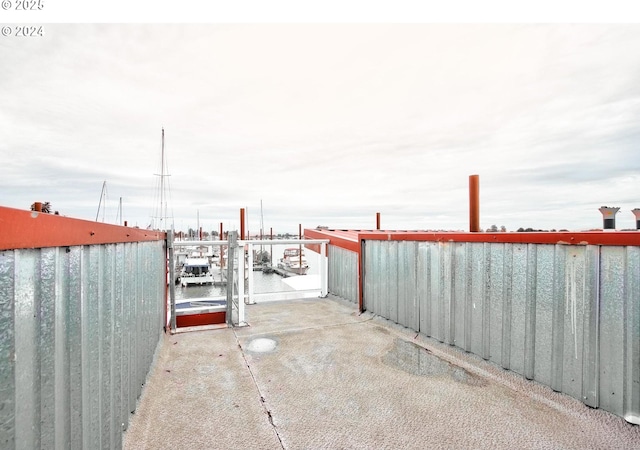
[1,204,640,449]
[5,22,640,450]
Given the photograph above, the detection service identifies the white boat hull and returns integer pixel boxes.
[180,256,214,287]
[181,274,214,287]
[278,247,309,276]
[277,262,309,276]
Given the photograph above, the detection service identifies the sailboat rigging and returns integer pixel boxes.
[152,128,174,231]
[96,180,108,222]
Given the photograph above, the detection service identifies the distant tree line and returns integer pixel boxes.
[515,227,568,232]
[485,225,569,232]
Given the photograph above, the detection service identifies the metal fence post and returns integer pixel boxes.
[247,242,255,305]
[168,230,176,333]
[237,241,246,326]
[320,242,328,297]
[226,231,237,326]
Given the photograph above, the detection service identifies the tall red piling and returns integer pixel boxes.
[469,175,480,232]
[240,208,245,239]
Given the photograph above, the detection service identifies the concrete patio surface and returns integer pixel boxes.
[123,296,640,449]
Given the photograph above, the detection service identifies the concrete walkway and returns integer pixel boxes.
[123,296,640,449]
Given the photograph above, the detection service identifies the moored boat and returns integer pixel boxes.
[180,257,214,287]
[277,247,309,275]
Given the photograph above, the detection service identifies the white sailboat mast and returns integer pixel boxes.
[153,127,172,231]
[160,128,166,230]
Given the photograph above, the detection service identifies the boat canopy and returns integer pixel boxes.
[184,257,209,266]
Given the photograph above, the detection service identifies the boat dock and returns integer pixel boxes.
[123,296,640,449]
[251,262,295,277]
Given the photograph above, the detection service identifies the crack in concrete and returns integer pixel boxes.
[234,328,285,449]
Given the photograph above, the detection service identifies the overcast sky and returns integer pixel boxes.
[2,20,640,233]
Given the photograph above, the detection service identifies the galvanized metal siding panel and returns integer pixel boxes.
[371,241,384,318]
[87,245,102,447]
[386,242,399,324]
[417,243,431,337]
[452,243,467,349]
[366,241,387,320]
[561,246,587,401]
[533,245,555,387]
[396,242,409,328]
[500,244,513,370]
[114,244,126,435]
[363,241,374,314]
[582,245,600,408]
[418,242,454,345]
[487,243,504,365]
[624,246,640,423]
[468,243,486,358]
[599,246,626,417]
[0,251,15,449]
[68,246,84,448]
[432,242,443,342]
[328,245,357,304]
[54,247,71,449]
[362,238,640,423]
[417,242,440,341]
[40,248,59,449]
[0,240,165,449]
[397,242,418,330]
[14,249,41,450]
[507,244,528,377]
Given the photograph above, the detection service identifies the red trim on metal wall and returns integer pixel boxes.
[306,228,640,247]
[304,228,360,253]
[0,206,166,250]
[304,228,364,311]
[355,230,640,246]
[176,311,226,328]
[305,227,640,314]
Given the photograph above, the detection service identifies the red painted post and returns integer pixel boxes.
[469,175,480,232]
[240,208,245,240]
[220,222,223,240]
[376,212,381,230]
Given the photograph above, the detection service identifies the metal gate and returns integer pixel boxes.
[168,232,329,332]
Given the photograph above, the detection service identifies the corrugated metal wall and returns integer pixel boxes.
[363,240,640,423]
[0,240,166,449]
[328,245,358,304]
